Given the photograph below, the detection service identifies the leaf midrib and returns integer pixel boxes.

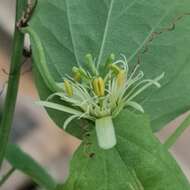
[115,147,144,190]
[97,0,114,66]
[97,0,139,66]
[65,0,80,67]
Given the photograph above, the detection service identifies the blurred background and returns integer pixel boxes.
[0,1,190,189]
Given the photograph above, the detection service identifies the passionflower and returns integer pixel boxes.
[38,54,164,150]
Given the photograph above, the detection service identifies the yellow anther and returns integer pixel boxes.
[64,80,73,97]
[116,70,126,87]
[79,67,89,79]
[74,72,81,81]
[108,64,121,74]
[92,77,105,97]
[72,67,81,81]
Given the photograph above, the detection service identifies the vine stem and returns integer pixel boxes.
[164,113,190,150]
[0,167,15,186]
[0,0,28,168]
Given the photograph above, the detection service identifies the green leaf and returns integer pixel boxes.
[5,144,57,190]
[28,0,190,136]
[56,111,190,190]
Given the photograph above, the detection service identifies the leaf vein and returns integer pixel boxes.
[128,4,175,63]
[97,0,115,66]
[65,0,80,66]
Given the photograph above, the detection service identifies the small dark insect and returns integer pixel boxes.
[23,47,32,58]
[84,133,91,137]
[84,151,95,159]
[21,44,33,75]
[89,153,95,158]
[83,138,95,158]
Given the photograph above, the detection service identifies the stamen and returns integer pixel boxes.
[127,73,164,102]
[105,53,115,68]
[128,64,140,81]
[78,67,89,80]
[108,64,121,74]
[120,54,129,71]
[85,54,98,76]
[72,67,81,81]
[92,77,105,97]
[64,80,73,97]
[116,70,126,87]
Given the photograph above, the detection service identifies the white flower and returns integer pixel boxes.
[38,54,164,150]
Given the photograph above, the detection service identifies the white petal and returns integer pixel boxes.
[37,101,83,116]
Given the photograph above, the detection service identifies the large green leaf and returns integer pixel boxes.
[56,111,190,190]
[28,0,190,136]
[6,144,57,190]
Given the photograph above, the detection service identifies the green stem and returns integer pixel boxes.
[0,0,28,168]
[0,168,15,187]
[164,113,190,150]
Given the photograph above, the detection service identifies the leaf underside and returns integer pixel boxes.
[29,0,190,136]
[56,111,190,190]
